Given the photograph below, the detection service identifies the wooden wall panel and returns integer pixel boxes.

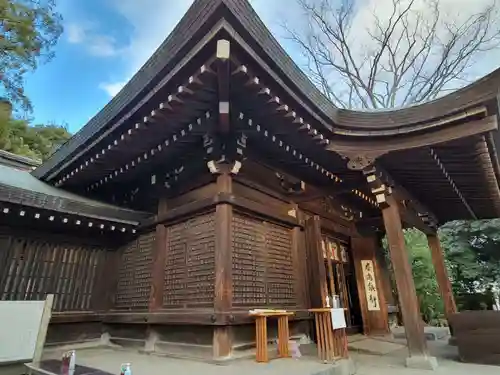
[0,234,109,312]
[231,213,297,308]
[351,236,389,335]
[266,222,295,306]
[163,213,215,308]
[232,214,266,307]
[115,232,154,310]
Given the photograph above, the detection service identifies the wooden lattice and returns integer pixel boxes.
[115,232,154,310]
[163,213,215,308]
[0,235,107,311]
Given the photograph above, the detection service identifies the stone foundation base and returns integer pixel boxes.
[311,359,355,375]
[405,355,438,370]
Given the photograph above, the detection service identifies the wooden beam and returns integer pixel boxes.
[216,39,230,134]
[326,114,496,153]
[395,200,436,235]
[427,234,457,320]
[365,165,439,230]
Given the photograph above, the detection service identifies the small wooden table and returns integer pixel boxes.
[249,311,295,363]
[309,308,348,362]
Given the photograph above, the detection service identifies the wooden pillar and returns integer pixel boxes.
[427,234,457,320]
[291,204,308,309]
[304,215,328,308]
[364,168,437,369]
[382,196,430,357]
[213,168,233,358]
[149,198,168,311]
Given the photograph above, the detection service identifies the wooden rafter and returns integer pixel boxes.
[428,147,477,219]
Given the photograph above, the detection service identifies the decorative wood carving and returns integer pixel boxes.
[346,154,376,170]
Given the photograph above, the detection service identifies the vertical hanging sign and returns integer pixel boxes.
[361,260,380,311]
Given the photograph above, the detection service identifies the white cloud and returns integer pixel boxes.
[87,35,120,57]
[99,81,127,97]
[98,0,194,96]
[65,21,121,57]
[66,23,86,44]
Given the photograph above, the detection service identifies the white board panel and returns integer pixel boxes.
[0,300,45,363]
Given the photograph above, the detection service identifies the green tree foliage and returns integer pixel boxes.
[0,117,71,161]
[439,220,500,309]
[0,0,63,112]
[384,222,500,324]
[383,229,444,324]
[404,229,444,324]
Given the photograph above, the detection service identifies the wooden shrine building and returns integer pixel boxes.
[1,0,500,367]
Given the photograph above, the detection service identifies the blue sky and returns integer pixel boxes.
[24,0,296,133]
[23,0,498,133]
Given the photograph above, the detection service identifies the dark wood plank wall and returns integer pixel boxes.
[0,232,111,312]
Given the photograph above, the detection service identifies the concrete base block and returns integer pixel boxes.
[144,330,159,353]
[405,355,438,370]
[311,358,355,375]
[100,332,111,346]
[337,358,355,375]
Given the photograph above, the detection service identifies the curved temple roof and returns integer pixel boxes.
[30,0,500,224]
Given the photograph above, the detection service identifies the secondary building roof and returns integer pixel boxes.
[0,163,149,225]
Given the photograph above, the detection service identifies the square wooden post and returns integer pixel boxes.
[381,196,437,369]
[304,215,328,308]
[149,198,168,311]
[213,168,233,359]
[427,234,457,320]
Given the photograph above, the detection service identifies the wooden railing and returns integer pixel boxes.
[309,308,348,361]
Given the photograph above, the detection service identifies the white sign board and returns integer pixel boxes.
[330,308,346,329]
[361,260,380,311]
[0,300,46,363]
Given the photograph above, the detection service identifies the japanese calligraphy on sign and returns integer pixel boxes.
[361,260,380,311]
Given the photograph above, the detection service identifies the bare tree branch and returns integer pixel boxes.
[286,0,500,109]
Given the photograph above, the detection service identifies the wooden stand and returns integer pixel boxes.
[250,311,294,363]
[309,308,348,362]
